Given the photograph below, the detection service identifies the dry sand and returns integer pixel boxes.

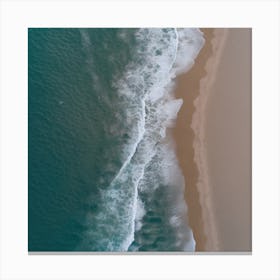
[205,29,251,251]
[173,28,251,251]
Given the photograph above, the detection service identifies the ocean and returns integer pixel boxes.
[28,28,205,252]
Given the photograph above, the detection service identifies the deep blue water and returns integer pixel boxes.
[28,28,204,252]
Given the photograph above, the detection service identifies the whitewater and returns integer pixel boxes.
[79,28,205,251]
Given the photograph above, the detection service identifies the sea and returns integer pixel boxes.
[28,28,205,252]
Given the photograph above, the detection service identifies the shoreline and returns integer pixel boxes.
[191,29,229,251]
[173,28,228,251]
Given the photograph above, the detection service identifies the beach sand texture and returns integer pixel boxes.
[174,28,251,251]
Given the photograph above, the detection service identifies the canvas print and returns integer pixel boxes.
[28,28,251,252]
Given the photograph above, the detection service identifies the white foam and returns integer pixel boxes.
[135,198,146,231]
[171,28,205,76]
[82,28,205,251]
[121,28,204,251]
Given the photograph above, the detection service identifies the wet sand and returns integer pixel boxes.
[173,28,215,251]
[173,28,251,251]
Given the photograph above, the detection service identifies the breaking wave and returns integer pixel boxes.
[79,28,205,251]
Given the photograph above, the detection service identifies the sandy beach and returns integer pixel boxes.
[173,28,251,251]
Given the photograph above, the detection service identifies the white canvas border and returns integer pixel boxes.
[0,0,279,279]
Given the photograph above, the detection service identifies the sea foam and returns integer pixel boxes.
[80,28,205,251]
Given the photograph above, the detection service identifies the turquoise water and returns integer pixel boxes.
[28,28,204,252]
